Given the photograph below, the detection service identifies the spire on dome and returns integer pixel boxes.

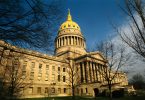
[67,9,72,21]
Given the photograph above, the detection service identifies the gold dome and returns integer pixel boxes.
[59,9,80,31]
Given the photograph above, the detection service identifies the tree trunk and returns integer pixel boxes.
[72,86,75,99]
[108,83,112,100]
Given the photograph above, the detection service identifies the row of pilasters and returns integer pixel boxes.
[79,61,105,83]
[56,36,85,48]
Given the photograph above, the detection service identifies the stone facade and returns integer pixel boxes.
[0,10,128,98]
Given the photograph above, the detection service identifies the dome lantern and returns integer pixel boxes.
[67,9,72,21]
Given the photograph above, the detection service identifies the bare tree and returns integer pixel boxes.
[117,0,145,59]
[65,58,81,99]
[95,41,130,100]
[0,0,64,52]
[0,42,32,99]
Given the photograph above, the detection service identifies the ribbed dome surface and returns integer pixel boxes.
[59,21,80,31]
[59,9,80,31]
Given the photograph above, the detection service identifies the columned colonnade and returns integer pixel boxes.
[79,61,105,83]
[56,36,85,48]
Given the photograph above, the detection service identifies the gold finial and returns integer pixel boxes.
[67,9,72,21]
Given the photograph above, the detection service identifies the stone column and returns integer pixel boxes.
[91,62,95,82]
[66,37,68,45]
[62,37,64,46]
[70,36,72,45]
[77,37,79,45]
[79,38,81,46]
[82,62,86,83]
[89,61,92,83]
[81,39,83,47]
[58,38,60,47]
[78,38,80,46]
[94,63,97,82]
[73,36,75,45]
[63,37,65,46]
[86,61,90,83]
[92,63,96,82]
[74,36,75,45]
[98,64,101,82]
[76,37,77,45]
[95,63,98,81]
[78,63,81,84]
[80,38,82,46]
[68,36,70,45]
[60,38,62,46]
[102,65,105,82]
[84,62,88,83]
[80,62,83,83]
[97,63,100,81]
[100,64,103,82]
[64,37,66,46]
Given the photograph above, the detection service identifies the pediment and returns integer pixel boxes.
[88,51,106,61]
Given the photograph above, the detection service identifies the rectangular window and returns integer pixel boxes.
[22,71,26,79]
[39,64,42,72]
[63,68,65,72]
[63,76,66,82]
[22,61,27,71]
[45,87,48,93]
[52,74,55,81]
[58,75,60,82]
[86,88,88,93]
[30,72,34,80]
[46,65,49,70]
[58,67,60,71]
[46,65,49,74]
[45,74,49,81]
[28,87,33,94]
[64,88,66,93]
[38,73,42,80]
[31,62,35,72]
[38,64,42,80]
[58,88,61,94]
[39,64,42,68]
[51,88,55,94]
[52,66,55,71]
[37,87,41,94]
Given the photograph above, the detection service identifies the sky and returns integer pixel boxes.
[59,0,127,49]
[58,0,145,77]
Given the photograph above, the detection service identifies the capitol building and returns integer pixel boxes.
[0,10,128,98]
